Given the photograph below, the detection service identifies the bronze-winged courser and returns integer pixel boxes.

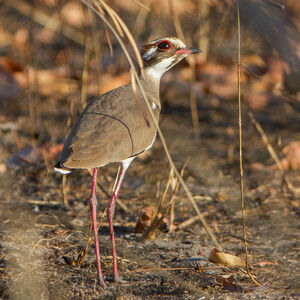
[54,37,201,287]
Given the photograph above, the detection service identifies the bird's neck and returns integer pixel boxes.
[139,67,161,103]
[143,57,173,82]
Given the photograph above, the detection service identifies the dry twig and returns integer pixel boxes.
[168,0,200,141]
[236,1,260,286]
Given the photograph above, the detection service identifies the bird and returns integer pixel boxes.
[54,37,201,287]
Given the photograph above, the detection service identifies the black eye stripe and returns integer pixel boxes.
[157,40,172,51]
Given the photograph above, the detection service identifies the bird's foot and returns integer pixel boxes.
[114,275,129,284]
[98,277,107,289]
[107,274,128,284]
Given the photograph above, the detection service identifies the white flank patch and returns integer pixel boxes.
[121,157,135,170]
[53,167,71,175]
[145,57,175,81]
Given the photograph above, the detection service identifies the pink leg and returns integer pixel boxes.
[89,168,106,287]
[107,160,132,282]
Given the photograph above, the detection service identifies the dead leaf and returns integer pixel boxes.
[135,206,169,233]
[0,163,7,174]
[253,261,276,268]
[209,248,245,267]
[0,66,20,100]
[216,275,243,292]
[0,57,22,100]
[61,2,89,28]
[6,146,42,169]
[243,54,266,69]
[244,91,270,110]
[267,56,289,86]
[0,57,23,72]
[0,27,12,47]
[41,143,64,161]
[14,67,78,96]
[280,141,300,170]
[100,73,131,94]
[14,28,29,47]
[36,28,57,44]
[197,63,245,99]
[135,206,153,233]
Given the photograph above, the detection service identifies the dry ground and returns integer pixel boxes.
[0,0,300,299]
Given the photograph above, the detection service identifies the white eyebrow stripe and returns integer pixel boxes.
[169,37,186,49]
[142,47,157,60]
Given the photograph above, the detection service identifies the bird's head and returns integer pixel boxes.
[141,37,201,80]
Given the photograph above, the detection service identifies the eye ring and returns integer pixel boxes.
[157,40,172,52]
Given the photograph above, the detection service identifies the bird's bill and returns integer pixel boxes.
[175,47,202,55]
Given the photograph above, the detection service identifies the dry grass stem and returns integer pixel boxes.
[237,1,260,286]
[132,0,151,36]
[198,0,210,64]
[177,215,204,230]
[169,158,189,232]
[131,69,151,127]
[62,174,69,207]
[261,0,285,9]
[248,112,283,170]
[168,0,200,141]
[142,169,174,240]
[88,8,102,94]
[143,160,188,239]
[27,200,62,206]
[133,0,151,11]
[81,37,91,109]
[249,112,300,196]
[156,169,174,215]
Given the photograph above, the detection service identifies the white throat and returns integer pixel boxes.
[145,57,175,81]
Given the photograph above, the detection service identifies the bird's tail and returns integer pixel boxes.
[54,162,72,175]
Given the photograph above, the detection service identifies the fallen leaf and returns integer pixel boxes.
[0,57,23,72]
[61,2,89,28]
[5,146,42,169]
[135,206,169,233]
[216,275,243,292]
[196,63,246,100]
[209,248,245,267]
[100,73,131,94]
[244,90,270,110]
[267,56,289,86]
[280,141,300,170]
[14,67,78,96]
[135,206,153,233]
[36,28,57,44]
[253,261,276,268]
[0,163,7,173]
[0,66,20,100]
[41,143,64,161]
[0,27,12,47]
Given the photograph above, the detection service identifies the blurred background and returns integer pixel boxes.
[0,0,299,299]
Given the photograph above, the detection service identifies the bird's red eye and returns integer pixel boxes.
[157,40,172,52]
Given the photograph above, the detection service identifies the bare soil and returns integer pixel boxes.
[0,1,300,299]
[1,88,299,299]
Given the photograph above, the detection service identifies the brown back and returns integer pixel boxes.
[60,81,160,169]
